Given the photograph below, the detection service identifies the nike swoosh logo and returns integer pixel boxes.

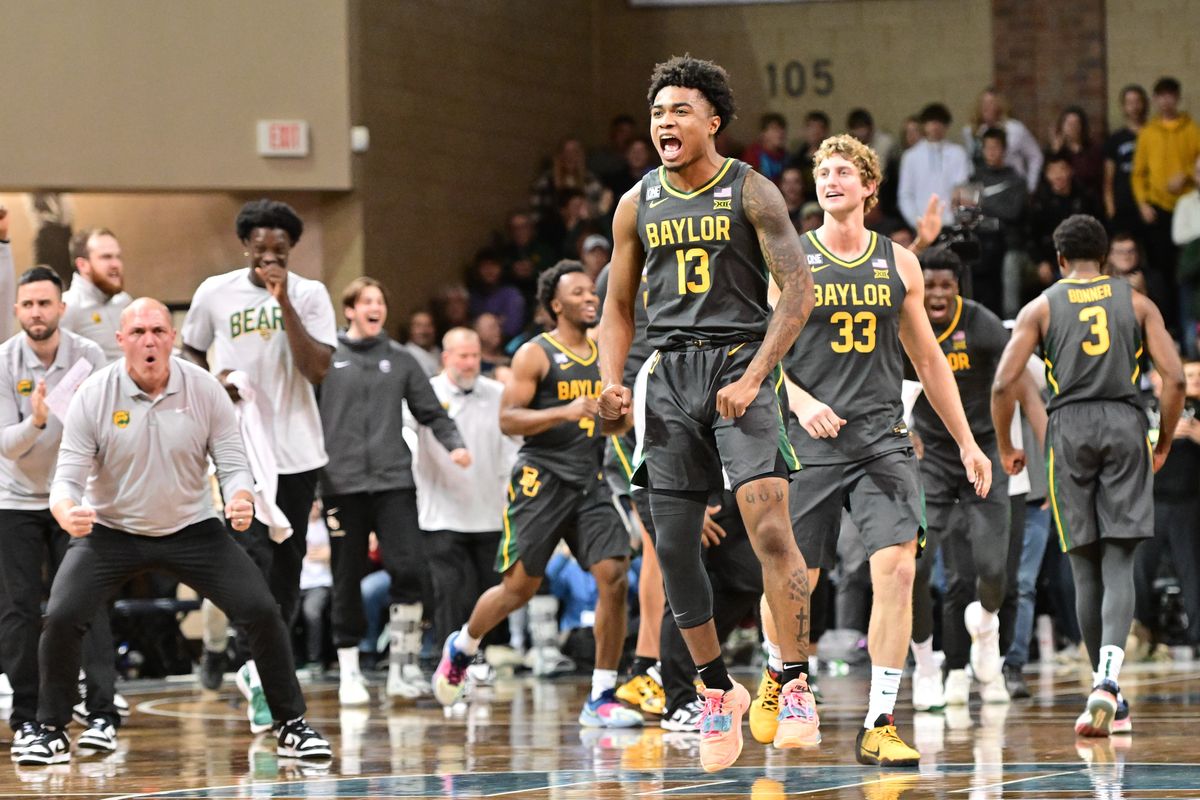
[649,198,669,208]
[333,361,351,368]
[981,183,1010,197]
[861,744,881,757]
[811,265,830,273]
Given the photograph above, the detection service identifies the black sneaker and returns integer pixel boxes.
[275,718,332,759]
[75,717,117,753]
[11,721,39,751]
[13,725,70,765]
[1003,664,1030,699]
[200,648,227,691]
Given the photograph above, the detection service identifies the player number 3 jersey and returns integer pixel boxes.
[1042,275,1141,412]
[636,158,770,349]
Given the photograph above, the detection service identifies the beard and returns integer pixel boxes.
[22,321,57,342]
[91,272,123,297]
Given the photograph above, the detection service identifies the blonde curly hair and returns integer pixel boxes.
[811,134,883,212]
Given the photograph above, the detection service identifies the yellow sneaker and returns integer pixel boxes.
[773,676,821,749]
[856,715,920,767]
[699,681,751,773]
[749,667,782,744]
[616,672,665,715]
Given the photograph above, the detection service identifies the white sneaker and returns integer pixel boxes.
[979,674,1011,704]
[944,668,970,706]
[912,667,946,711]
[338,674,371,706]
[964,601,1002,684]
[387,663,431,699]
[526,646,575,677]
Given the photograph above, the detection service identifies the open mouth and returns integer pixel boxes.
[365,315,382,325]
[659,135,682,159]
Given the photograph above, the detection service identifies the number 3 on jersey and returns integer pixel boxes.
[676,248,711,294]
[830,311,876,353]
[1078,305,1110,356]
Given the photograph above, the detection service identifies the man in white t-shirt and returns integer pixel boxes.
[181,199,336,732]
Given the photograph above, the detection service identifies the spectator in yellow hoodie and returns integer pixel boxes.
[1132,76,1200,336]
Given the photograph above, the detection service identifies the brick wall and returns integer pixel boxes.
[992,0,1106,151]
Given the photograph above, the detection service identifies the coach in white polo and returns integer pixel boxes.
[16,299,330,766]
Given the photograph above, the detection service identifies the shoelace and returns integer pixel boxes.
[875,725,908,748]
[699,694,728,739]
[759,679,781,714]
[780,685,815,721]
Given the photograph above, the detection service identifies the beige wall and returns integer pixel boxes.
[1106,0,1200,130]
[587,0,994,150]
[0,0,351,191]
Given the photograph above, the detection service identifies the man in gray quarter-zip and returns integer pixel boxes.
[0,267,116,758]
[60,228,132,363]
[13,298,331,767]
[317,276,468,705]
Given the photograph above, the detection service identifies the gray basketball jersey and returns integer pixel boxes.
[636,159,769,349]
[784,230,909,464]
[1042,275,1142,412]
[519,333,604,485]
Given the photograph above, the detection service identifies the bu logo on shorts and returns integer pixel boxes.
[519,466,541,498]
[113,410,130,429]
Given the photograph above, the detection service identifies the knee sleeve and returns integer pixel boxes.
[648,489,712,629]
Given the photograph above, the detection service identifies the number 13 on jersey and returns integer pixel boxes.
[676,248,711,294]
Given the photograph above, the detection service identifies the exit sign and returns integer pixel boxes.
[257,120,310,158]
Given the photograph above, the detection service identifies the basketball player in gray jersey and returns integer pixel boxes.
[758,134,991,767]
[993,214,1183,738]
[598,56,817,772]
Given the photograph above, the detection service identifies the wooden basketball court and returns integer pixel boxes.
[5,660,1200,799]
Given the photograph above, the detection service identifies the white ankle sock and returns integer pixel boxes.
[1098,645,1124,685]
[764,633,784,673]
[456,624,481,657]
[864,666,903,728]
[590,669,618,701]
[910,637,937,674]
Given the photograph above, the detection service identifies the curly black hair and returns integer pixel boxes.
[537,260,585,322]
[919,245,963,279]
[236,199,304,244]
[647,55,737,134]
[1053,214,1108,263]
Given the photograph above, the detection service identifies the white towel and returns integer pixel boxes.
[225,370,292,543]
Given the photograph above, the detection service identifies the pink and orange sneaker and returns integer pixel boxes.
[698,680,751,773]
[774,676,821,748]
[1074,680,1119,737]
[432,633,473,707]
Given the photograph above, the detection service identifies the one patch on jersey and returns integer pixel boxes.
[872,259,890,279]
[806,254,824,265]
[713,199,732,211]
[645,185,661,201]
[553,353,569,364]
[714,187,732,198]
[952,330,967,351]
[379,359,392,373]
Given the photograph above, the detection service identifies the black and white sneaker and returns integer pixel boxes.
[275,718,332,759]
[75,717,117,753]
[13,725,70,765]
[73,693,130,726]
[12,721,39,750]
[659,697,704,732]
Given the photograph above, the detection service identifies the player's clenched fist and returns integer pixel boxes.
[715,376,759,420]
[64,506,96,538]
[598,384,631,420]
[567,395,599,421]
[224,495,255,532]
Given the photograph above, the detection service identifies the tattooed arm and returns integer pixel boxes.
[714,170,816,419]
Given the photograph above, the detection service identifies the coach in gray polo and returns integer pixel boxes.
[15,298,330,765]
